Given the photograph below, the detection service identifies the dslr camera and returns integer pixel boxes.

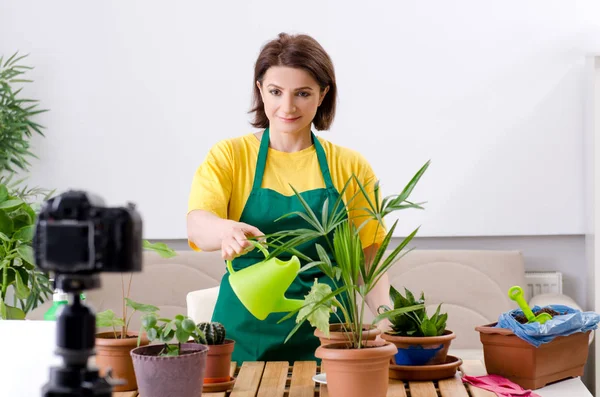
[33,190,143,396]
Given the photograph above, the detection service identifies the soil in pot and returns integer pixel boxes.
[315,340,397,397]
[204,339,235,384]
[513,308,564,324]
[131,342,208,397]
[381,330,455,366]
[95,331,149,392]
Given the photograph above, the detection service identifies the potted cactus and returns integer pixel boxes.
[131,313,208,397]
[198,321,235,384]
[378,286,455,366]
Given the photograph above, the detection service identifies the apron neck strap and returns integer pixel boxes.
[252,128,335,191]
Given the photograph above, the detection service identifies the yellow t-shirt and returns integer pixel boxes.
[187,133,386,250]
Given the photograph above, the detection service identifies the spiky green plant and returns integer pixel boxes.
[255,161,431,349]
[0,52,47,173]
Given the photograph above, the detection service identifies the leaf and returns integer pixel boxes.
[0,210,14,235]
[181,318,195,333]
[0,198,24,211]
[297,280,335,337]
[13,268,30,299]
[389,285,403,308]
[3,303,25,320]
[125,298,159,313]
[13,225,34,242]
[436,313,448,335]
[394,160,431,205]
[165,345,179,356]
[404,287,416,305]
[16,245,34,265]
[96,310,125,328]
[0,185,8,202]
[146,327,158,341]
[430,303,442,326]
[371,304,426,325]
[143,240,176,258]
[175,327,190,344]
[12,213,32,231]
[420,318,438,337]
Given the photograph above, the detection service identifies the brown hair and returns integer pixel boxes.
[250,33,337,131]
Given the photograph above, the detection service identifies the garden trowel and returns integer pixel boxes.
[508,285,552,324]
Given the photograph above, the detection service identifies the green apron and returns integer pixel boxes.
[211,128,345,364]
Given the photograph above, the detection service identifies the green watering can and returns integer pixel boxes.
[226,241,305,320]
[508,286,552,324]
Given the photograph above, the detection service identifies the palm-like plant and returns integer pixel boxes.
[256,161,431,349]
[0,52,47,173]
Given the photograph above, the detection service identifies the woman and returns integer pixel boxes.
[187,32,391,363]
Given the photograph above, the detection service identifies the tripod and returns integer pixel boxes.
[42,274,113,397]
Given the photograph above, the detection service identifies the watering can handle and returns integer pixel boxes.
[226,240,269,274]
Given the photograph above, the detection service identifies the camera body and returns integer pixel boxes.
[33,190,144,396]
[34,190,142,277]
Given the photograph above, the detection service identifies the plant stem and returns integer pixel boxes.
[121,274,126,339]
[125,309,137,334]
[124,273,133,335]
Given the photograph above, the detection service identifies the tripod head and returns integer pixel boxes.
[33,191,143,396]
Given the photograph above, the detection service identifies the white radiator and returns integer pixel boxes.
[524,271,563,301]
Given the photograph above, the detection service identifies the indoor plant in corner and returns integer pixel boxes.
[132,312,208,397]
[0,52,54,319]
[260,161,430,397]
[378,286,456,368]
[94,240,176,392]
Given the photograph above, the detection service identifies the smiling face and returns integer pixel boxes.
[257,66,329,137]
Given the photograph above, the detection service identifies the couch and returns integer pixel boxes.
[29,249,582,354]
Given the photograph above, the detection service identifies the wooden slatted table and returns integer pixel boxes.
[114,359,492,397]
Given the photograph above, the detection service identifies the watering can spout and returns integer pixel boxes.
[227,248,304,321]
[275,297,305,313]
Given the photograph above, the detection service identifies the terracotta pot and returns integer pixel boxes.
[95,331,149,392]
[204,339,235,384]
[314,323,381,346]
[476,323,591,390]
[381,330,455,365]
[131,343,208,397]
[315,340,397,397]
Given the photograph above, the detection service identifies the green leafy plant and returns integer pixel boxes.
[95,241,176,338]
[256,161,431,349]
[139,313,207,356]
[377,285,447,337]
[0,52,47,173]
[0,52,54,319]
[0,183,52,319]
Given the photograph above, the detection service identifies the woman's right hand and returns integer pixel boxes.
[220,221,264,261]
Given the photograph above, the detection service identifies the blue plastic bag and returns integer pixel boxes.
[496,304,600,347]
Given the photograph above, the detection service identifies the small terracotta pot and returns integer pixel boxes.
[476,323,590,389]
[381,330,455,365]
[95,331,149,392]
[131,343,208,397]
[315,340,397,397]
[204,339,235,384]
[314,323,381,346]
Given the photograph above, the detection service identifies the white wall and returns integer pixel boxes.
[2,1,600,239]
